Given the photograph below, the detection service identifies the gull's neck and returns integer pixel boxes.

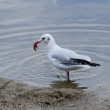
[47,39,59,51]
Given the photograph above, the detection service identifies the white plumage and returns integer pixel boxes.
[48,43,91,70]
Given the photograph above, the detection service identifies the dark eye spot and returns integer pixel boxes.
[42,37,45,40]
[48,38,50,40]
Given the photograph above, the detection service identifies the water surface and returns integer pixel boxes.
[0,0,110,89]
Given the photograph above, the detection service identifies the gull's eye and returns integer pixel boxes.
[42,37,45,40]
[48,38,50,40]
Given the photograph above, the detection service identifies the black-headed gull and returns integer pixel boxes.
[33,34,100,81]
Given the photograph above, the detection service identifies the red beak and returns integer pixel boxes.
[33,40,41,51]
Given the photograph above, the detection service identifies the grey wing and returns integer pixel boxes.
[51,55,83,65]
[51,55,98,66]
[51,55,71,65]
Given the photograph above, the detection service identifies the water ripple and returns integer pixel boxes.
[0,23,109,88]
[1,23,110,39]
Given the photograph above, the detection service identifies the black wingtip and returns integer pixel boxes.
[96,64,100,66]
[90,62,101,66]
[70,58,101,67]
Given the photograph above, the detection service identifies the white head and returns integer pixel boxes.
[33,34,56,51]
[40,34,55,44]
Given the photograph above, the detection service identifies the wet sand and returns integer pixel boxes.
[0,78,110,110]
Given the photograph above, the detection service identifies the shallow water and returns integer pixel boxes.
[0,0,110,89]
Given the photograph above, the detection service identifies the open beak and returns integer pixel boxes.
[33,40,41,51]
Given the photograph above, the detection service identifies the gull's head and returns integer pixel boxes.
[33,34,55,51]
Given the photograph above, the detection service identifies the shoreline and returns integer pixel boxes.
[0,78,110,110]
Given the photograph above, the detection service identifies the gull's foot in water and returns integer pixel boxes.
[55,75,68,79]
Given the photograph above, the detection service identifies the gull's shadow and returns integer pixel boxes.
[50,80,88,89]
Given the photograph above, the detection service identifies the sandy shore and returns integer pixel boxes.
[0,78,110,110]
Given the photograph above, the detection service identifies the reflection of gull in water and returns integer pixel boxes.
[50,80,88,89]
[50,80,79,89]
[33,34,100,81]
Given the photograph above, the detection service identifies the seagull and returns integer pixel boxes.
[33,34,100,81]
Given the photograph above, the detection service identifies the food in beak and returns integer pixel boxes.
[33,41,41,51]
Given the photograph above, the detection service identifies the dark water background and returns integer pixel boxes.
[0,0,110,89]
